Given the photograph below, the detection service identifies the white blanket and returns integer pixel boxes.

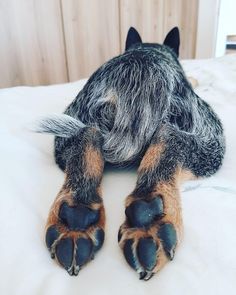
[0,55,236,295]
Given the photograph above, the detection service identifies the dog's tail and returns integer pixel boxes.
[33,114,86,138]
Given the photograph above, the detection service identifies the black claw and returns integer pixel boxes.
[125,197,163,228]
[144,272,154,281]
[90,254,95,260]
[139,271,147,280]
[67,268,74,276]
[50,253,55,259]
[59,202,100,231]
[56,238,74,270]
[118,228,122,242]
[72,266,80,276]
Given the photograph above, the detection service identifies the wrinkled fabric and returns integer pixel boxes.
[0,55,236,295]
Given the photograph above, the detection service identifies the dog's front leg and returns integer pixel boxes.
[45,127,105,275]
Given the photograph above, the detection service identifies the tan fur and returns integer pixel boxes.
[125,195,136,207]
[152,246,169,273]
[152,180,183,241]
[84,146,104,178]
[152,167,194,240]
[177,167,196,184]
[46,180,73,229]
[138,143,165,172]
[46,175,104,232]
[187,76,199,89]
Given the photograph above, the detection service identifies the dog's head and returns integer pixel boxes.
[125,27,180,57]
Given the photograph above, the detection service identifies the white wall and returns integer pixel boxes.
[195,0,220,58]
[215,0,236,57]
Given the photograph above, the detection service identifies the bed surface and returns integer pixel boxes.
[0,54,236,295]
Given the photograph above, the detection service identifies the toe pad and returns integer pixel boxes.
[137,238,158,271]
[157,223,177,260]
[45,226,60,250]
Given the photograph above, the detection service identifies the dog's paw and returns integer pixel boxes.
[45,188,105,275]
[118,195,179,280]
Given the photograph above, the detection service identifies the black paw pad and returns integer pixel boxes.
[137,238,157,271]
[59,202,100,231]
[125,197,163,227]
[93,228,105,252]
[157,223,177,260]
[45,226,60,250]
[75,238,93,266]
[56,238,74,269]
[123,239,137,270]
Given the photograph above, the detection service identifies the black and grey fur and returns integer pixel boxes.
[38,27,225,279]
[39,27,224,174]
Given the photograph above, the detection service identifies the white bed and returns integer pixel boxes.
[0,54,236,295]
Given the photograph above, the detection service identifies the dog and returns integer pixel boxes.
[37,27,225,281]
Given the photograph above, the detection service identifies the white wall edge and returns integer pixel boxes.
[195,0,220,59]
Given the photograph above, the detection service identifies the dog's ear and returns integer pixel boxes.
[163,27,180,56]
[125,27,142,50]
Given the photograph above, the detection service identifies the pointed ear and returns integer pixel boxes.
[125,27,142,50]
[163,27,180,56]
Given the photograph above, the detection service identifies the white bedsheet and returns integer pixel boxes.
[0,54,236,295]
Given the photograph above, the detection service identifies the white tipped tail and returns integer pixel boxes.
[34,114,86,137]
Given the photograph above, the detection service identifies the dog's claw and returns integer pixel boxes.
[139,271,154,281]
[139,271,147,280]
[73,266,80,276]
[50,253,55,259]
[144,272,154,281]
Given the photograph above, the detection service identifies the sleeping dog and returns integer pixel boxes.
[38,27,225,281]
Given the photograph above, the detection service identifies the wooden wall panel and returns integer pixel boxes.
[120,0,165,50]
[178,0,199,58]
[120,0,199,59]
[0,0,199,88]
[61,0,120,81]
[0,0,68,88]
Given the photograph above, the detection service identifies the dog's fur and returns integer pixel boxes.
[39,27,225,280]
